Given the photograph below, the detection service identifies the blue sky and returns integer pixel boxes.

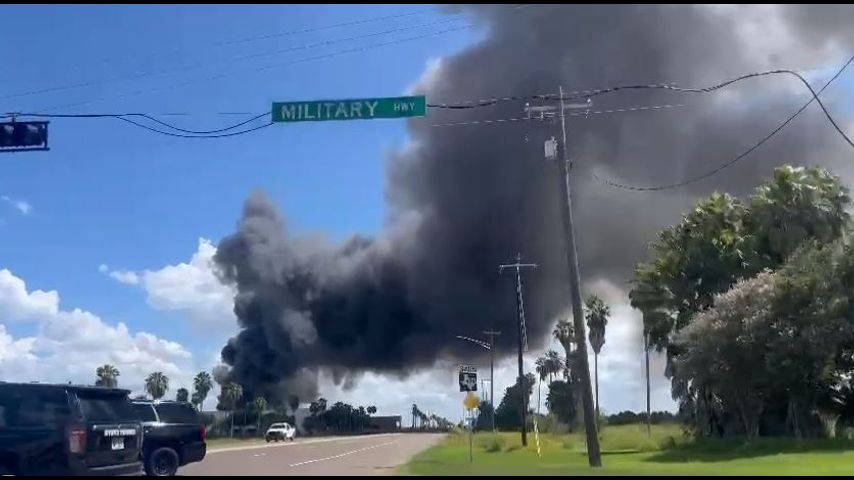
[0,4,478,362]
[4,5,850,421]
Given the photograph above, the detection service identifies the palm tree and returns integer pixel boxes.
[553,320,575,380]
[367,405,377,416]
[176,388,189,403]
[221,383,243,438]
[585,295,610,418]
[253,396,268,436]
[544,350,563,383]
[95,364,120,388]
[411,404,420,429]
[193,371,213,411]
[145,372,169,400]
[536,356,549,415]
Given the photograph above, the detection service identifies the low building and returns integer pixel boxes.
[368,415,402,432]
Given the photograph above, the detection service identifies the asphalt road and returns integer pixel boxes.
[181,433,445,476]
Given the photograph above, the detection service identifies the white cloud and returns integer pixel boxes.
[101,238,236,330]
[0,269,60,322]
[0,268,195,397]
[1,195,32,215]
[109,270,140,285]
[406,57,444,95]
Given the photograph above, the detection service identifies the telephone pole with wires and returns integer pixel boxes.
[525,88,602,467]
[499,253,537,447]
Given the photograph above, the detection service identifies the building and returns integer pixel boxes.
[368,415,402,433]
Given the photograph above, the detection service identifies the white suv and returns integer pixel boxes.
[265,422,296,442]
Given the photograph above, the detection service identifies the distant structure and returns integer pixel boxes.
[369,415,402,433]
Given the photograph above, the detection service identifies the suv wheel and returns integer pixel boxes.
[145,447,180,476]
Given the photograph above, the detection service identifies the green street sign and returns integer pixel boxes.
[272,95,426,123]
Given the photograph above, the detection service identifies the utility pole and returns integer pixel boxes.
[483,329,501,432]
[525,89,602,466]
[499,253,537,447]
[645,331,652,438]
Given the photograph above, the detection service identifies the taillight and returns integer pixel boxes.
[67,424,87,454]
[200,425,207,442]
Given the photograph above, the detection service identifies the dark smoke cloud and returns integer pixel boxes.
[215,4,854,396]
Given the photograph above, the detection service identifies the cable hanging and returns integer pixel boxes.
[592,55,854,192]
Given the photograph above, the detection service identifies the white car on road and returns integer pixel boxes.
[265,422,296,442]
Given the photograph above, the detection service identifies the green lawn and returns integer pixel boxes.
[402,424,854,476]
[206,437,268,450]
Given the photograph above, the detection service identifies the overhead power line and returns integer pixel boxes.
[31,24,477,114]
[429,104,685,127]
[0,16,468,104]
[592,55,854,192]
[26,4,541,114]
[114,117,275,138]
[6,111,271,135]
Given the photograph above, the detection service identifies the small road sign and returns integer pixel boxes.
[272,96,426,123]
[459,365,478,392]
[463,392,480,411]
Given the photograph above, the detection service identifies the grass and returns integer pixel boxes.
[206,437,269,450]
[401,424,854,476]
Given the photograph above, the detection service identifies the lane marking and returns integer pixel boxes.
[288,441,397,468]
[208,433,401,454]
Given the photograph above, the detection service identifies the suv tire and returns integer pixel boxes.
[145,447,180,476]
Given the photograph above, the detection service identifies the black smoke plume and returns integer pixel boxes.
[215,5,854,397]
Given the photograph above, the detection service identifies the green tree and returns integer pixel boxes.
[553,320,575,380]
[495,373,536,430]
[748,165,850,268]
[585,295,610,418]
[219,382,243,438]
[145,372,169,400]
[253,396,268,436]
[176,388,189,403]
[95,364,120,388]
[546,380,577,429]
[630,166,851,435]
[193,371,214,411]
[367,405,377,415]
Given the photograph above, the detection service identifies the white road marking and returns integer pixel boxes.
[208,433,401,454]
[288,441,397,468]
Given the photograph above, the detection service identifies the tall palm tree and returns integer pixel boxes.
[193,371,213,411]
[95,364,120,388]
[367,405,377,416]
[535,357,549,415]
[221,383,243,438]
[145,372,169,400]
[553,320,575,380]
[536,350,564,414]
[253,396,268,436]
[585,295,610,418]
[411,404,420,429]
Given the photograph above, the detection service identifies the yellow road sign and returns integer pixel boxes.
[464,392,481,410]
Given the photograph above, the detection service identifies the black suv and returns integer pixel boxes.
[132,400,206,476]
[0,382,143,476]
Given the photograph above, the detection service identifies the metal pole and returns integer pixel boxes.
[483,330,501,432]
[645,332,652,437]
[557,85,602,467]
[500,256,536,448]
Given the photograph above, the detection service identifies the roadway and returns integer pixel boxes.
[181,433,445,476]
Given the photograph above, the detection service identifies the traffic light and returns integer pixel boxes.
[0,121,49,152]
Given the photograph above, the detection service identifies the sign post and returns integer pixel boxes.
[272,96,426,123]
[463,392,480,464]
[459,365,478,392]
